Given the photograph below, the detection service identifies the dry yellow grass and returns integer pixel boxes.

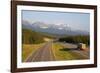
[22,43,44,62]
[52,42,88,61]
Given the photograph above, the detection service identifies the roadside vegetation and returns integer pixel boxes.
[59,35,90,46]
[52,42,88,60]
[22,29,54,44]
[22,29,45,44]
[22,28,54,62]
[22,43,45,62]
[22,28,89,61]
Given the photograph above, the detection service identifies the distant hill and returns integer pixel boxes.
[59,35,90,45]
[22,29,55,44]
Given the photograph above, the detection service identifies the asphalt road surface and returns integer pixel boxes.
[25,42,55,62]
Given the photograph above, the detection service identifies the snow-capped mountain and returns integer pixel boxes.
[22,20,89,36]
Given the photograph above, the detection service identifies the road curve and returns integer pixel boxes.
[25,42,55,62]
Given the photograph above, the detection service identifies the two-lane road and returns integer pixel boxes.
[25,42,55,62]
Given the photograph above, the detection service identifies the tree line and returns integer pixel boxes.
[59,35,90,45]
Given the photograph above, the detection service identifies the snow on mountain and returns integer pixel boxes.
[22,20,89,36]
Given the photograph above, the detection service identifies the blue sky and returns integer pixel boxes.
[22,10,90,32]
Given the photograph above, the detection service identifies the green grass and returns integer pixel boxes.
[22,29,45,44]
[52,42,87,61]
[22,43,44,62]
[22,29,54,44]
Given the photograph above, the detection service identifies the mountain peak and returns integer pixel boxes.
[22,20,89,36]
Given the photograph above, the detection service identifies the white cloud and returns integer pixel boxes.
[58,27,63,30]
[54,23,61,26]
[40,26,48,29]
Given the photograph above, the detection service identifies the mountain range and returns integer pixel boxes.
[22,20,89,37]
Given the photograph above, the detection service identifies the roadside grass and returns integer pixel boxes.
[52,42,88,61]
[22,43,44,62]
